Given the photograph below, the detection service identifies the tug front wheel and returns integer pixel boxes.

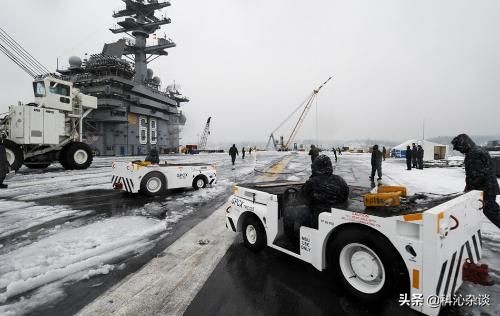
[192,175,207,190]
[242,216,266,252]
[64,142,93,170]
[3,139,24,171]
[327,226,409,303]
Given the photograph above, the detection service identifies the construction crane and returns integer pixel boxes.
[198,117,211,150]
[266,76,332,151]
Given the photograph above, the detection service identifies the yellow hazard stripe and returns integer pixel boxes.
[437,212,444,233]
[412,269,420,289]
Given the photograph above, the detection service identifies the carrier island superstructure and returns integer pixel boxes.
[60,0,188,156]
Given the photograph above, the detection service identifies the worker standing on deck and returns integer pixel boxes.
[309,144,320,163]
[145,147,160,164]
[382,146,387,161]
[332,147,337,162]
[300,155,349,229]
[242,147,245,160]
[406,145,412,170]
[412,143,418,169]
[229,144,239,166]
[370,144,383,181]
[452,134,500,229]
[0,138,9,189]
[417,145,424,169]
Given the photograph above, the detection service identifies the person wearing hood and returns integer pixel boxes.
[452,134,500,229]
[0,139,9,189]
[300,155,349,228]
[412,143,418,168]
[308,144,320,163]
[145,147,160,164]
[417,145,424,169]
[406,145,412,170]
[229,144,239,165]
[370,144,383,181]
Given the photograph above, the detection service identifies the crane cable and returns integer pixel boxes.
[0,27,50,78]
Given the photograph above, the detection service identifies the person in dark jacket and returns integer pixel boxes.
[301,155,349,228]
[411,143,418,168]
[370,144,383,180]
[417,145,424,169]
[382,146,387,161]
[145,147,160,164]
[229,144,239,165]
[337,147,342,155]
[0,139,9,189]
[332,147,337,162]
[308,144,320,163]
[451,134,500,228]
[406,145,412,170]
[242,147,245,160]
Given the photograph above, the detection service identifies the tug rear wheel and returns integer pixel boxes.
[64,142,93,170]
[140,171,166,196]
[327,226,409,303]
[3,139,23,171]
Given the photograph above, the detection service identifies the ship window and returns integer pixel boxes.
[49,82,70,97]
[33,81,46,97]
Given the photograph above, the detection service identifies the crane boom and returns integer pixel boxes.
[283,76,332,150]
[0,27,50,78]
[198,117,211,150]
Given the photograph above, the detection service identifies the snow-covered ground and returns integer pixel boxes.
[0,151,498,315]
[0,151,286,315]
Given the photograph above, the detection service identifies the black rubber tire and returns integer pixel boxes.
[140,171,166,196]
[65,142,93,170]
[327,226,409,303]
[3,139,24,171]
[25,162,51,169]
[192,175,207,190]
[242,216,267,252]
[58,145,71,170]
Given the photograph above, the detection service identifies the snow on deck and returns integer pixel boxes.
[0,151,498,315]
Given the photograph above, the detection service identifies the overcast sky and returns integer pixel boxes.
[1,0,499,145]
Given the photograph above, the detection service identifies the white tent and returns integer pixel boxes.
[392,139,449,161]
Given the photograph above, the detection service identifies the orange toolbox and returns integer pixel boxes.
[364,192,401,207]
[377,185,407,197]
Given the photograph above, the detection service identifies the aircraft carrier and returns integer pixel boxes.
[60,0,188,156]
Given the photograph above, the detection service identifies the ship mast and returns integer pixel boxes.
[110,0,176,84]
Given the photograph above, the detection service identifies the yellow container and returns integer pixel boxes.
[377,185,407,197]
[364,192,401,207]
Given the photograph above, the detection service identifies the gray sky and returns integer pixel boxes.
[1,0,499,145]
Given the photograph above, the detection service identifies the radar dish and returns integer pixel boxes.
[68,56,82,68]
